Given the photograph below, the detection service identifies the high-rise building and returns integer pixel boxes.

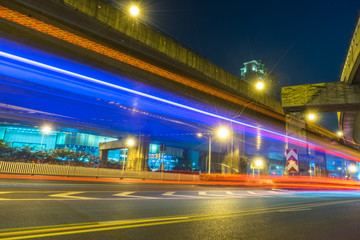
[240,60,280,100]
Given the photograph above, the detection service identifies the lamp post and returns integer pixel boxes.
[40,126,52,151]
[207,127,229,174]
[349,164,357,179]
[255,158,263,177]
[252,158,263,178]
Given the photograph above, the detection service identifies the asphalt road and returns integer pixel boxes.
[1,179,360,240]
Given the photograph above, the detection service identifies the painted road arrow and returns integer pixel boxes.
[49,192,98,200]
[113,192,158,199]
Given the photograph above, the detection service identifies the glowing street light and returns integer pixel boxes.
[41,126,52,134]
[307,113,316,121]
[252,157,263,178]
[208,127,230,174]
[349,165,357,173]
[217,127,229,139]
[127,138,135,147]
[255,159,263,167]
[129,5,139,16]
[40,125,52,150]
[255,81,264,90]
[337,131,343,137]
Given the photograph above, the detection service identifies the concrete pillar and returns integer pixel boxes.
[222,129,246,174]
[126,135,149,171]
[98,136,150,171]
[286,113,311,175]
[99,149,108,167]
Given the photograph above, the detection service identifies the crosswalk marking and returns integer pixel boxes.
[247,191,256,194]
[162,192,175,196]
[198,191,206,195]
[49,192,97,200]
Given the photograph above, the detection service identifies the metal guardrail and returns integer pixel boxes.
[0,161,200,181]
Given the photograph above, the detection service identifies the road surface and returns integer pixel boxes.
[1,179,360,239]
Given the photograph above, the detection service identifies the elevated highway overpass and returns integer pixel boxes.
[282,14,360,147]
[0,0,359,173]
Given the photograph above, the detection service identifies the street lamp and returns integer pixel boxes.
[307,113,316,121]
[349,165,357,172]
[348,164,357,179]
[255,81,264,90]
[337,131,343,137]
[253,158,263,177]
[40,126,52,150]
[129,5,139,16]
[207,127,230,174]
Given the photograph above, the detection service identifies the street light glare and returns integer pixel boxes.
[41,126,52,134]
[196,133,203,138]
[307,113,316,121]
[349,165,357,173]
[337,131,343,137]
[217,127,229,139]
[127,139,135,146]
[255,159,263,167]
[129,5,139,16]
[255,81,264,90]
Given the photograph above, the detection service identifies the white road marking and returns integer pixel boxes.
[162,192,175,196]
[247,191,256,194]
[198,191,206,195]
[225,191,234,195]
[278,208,312,212]
[113,192,157,199]
[49,192,97,200]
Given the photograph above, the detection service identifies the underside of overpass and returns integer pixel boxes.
[0,0,285,137]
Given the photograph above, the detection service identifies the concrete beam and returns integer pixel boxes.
[341,16,360,85]
[99,136,149,171]
[282,82,360,113]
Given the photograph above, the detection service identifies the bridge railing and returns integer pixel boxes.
[0,161,200,181]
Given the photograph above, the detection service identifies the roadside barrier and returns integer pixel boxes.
[0,161,200,181]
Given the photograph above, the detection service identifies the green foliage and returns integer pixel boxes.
[0,140,96,166]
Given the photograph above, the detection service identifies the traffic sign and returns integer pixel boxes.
[286,149,299,173]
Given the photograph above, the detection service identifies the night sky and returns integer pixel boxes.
[125,1,360,131]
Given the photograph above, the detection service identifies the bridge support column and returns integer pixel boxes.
[286,113,311,175]
[126,135,149,171]
[99,149,109,167]
[222,128,247,174]
[99,135,150,171]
